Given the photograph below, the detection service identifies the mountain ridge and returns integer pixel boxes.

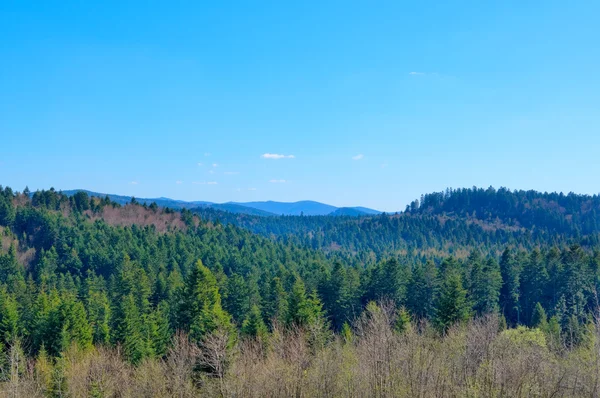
[60,189,382,217]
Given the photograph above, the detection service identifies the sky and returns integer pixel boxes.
[1,1,599,211]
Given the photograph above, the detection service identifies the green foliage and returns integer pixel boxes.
[500,326,547,349]
[531,302,547,329]
[394,307,411,334]
[263,276,287,325]
[0,194,15,227]
[545,315,561,348]
[341,321,353,343]
[115,294,146,364]
[499,249,520,325]
[241,304,268,341]
[286,277,326,328]
[180,260,232,343]
[469,254,502,315]
[435,268,471,333]
[1,184,600,368]
[0,288,19,345]
[407,260,438,319]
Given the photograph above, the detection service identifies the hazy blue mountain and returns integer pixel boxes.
[231,200,338,216]
[328,207,371,217]
[62,190,212,209]
[62,190,381,217]
[351,206,383,215]
[211,203,277,216]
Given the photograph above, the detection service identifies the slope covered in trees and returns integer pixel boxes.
[191,186,600,259]
[1,185,600,396]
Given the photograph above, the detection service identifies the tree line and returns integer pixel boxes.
[1,185,600,395]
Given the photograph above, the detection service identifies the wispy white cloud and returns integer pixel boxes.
[197,162,203,166]
[248,188,257,191]
[409,71,425,76]
[269,179,287,183]
[192,181,218,185]
[212,163,218,168]
[224,171,239,175]
[130,181,139,185]
[176,180,183,184]
[352,154,364,160]
[261,153,295,159]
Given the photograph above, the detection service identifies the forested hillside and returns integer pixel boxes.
[2,185,600,396]
[192,186,600,259]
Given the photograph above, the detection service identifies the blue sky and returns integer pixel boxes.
[1,1,599,211]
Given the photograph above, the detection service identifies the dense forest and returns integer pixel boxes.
[192,186,600,259]
[2,185,600,396]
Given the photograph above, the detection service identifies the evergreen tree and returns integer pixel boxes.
[406,260,438,319]
[147,302,171,358]
[263,276,288,325]
[435,270,471,333]
[223,273,250,325]
[115,294,146,364]
[499,248,520,324]
[241,304,268,341]
[0,245,23,287]
[0,288,19,346]
[470,257,502,315]
[520,249,549,325]
[366,258,410,306]
[87,288,111,345]
[531,302,547,329]
[0,194,15,226]
[59,297,93,352]
[394,306,411,334]
[179,260,232,343]
[560,245,591,326]
[320,262,358,330]
[286,277,326,327]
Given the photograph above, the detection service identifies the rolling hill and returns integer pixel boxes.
[60,189,381,216]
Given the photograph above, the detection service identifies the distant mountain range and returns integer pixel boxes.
[61,190,383,217]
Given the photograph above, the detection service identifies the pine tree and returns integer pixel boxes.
[531,302,547,329]
[520,249,549,325]
[84,274,111,345]
[394,307,411,334]
[434,270,471,333]
[499,248,521,324]
[560,245,591,326]
[0,194,15,226]
[546,315,561,349]
[341,322,353,344]
[179,260,232,343]
[241,304,268,341]
[115,294,145,364]
[223,273,250,325]
[60,298,93,352]
[366,258,410,306]
[36,247,58,289]
[148,302,171,357]
[286,277,316,326]
[88,290,111,345]
[0,245,23,287]
[263,276,287,325]
[320,262,358,330]
[470,258,502,315]
[407,260,438,319]
[0,287,19,346]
